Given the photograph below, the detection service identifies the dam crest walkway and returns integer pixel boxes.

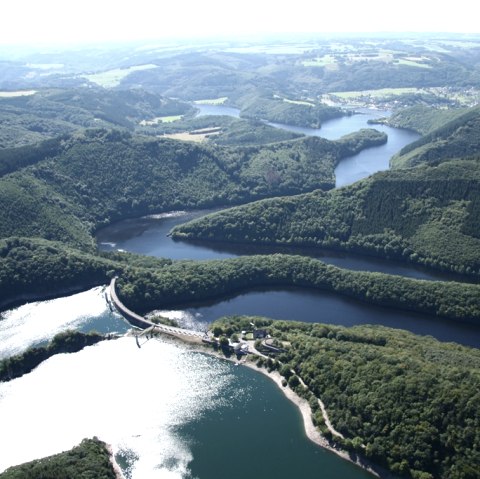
[109,277,206,342]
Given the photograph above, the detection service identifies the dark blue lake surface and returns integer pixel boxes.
[2,108,477,478]
[96,109,479,348]
[97,210,480,348]
[195,104,420,187]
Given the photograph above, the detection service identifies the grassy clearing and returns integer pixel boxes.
[0,90,37,98]
[26,63,64,70]
[283,98,315,107]
[194,97,228,105]
[84,64,158,88]
[395,58,432,69]
[140,115,183,126]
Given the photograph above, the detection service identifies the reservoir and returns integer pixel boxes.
[95,110,478,346]
[0,288,373,479]
[1,110,476,477]
[195,104,419,187]
[97,210,480,348]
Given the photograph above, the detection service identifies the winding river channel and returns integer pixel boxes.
[1,109,478,478]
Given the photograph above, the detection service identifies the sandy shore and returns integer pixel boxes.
[105,444,125,479]
[173,338,397,479]
[240,360,396,478]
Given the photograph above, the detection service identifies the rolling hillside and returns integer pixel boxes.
[173,149,480,277]
[391,105,480,168]
[0,128,385,249]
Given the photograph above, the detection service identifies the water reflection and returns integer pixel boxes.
[0,287,128,359]
[157,287,480,348]
[0,337,237,478]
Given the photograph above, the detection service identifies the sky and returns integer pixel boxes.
[1,0,478,47]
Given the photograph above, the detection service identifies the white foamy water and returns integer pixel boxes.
[151,310,207,332]
[0,337,236,477]
[0,287,116,358]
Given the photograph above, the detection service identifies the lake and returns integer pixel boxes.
[97,210,480,348]
[0,288,374,479]
[0,109,475,478]
[195,104,419,187]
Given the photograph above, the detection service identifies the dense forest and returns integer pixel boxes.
[2,239,479,324]
[0,89,308,150]
[212,316,480,479]
[0,438,117,479]
[149,115,305,146]
[113,254,480,322]
[1,36,480,477]
[0,88,193,148]
[0,128,385,248]
[369,105,468,135]
[391,105,480,168]
[0,236,170,308]
[236,93,346,128]
[172,109,480,278]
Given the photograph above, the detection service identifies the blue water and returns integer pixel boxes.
[194,104,420,187]
[0,290,374,479]
[1,107,473,479]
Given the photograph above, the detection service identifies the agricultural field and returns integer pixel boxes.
[279,96,315,107]
[83,64,158,87]
[301,54,338,68]
[302,51,431,69]
[163,127,221,142]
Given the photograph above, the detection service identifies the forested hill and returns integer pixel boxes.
[236,93,346,128]
[390,105,480,168]
[0,88,193,149]
[0,128,386,248]
[371,105,468,135]
[0,438,117,478]
[172,157,480,277]
[213,316,480,479]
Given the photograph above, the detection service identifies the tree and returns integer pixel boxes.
[288,375,300,388]
[212,326,223,337]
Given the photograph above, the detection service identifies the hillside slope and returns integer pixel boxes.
[214,316,480,479]
[370,105,467,135]
[391,105,480,168]
[0,88,192,149]
[0,128,386,248]
[172,158,480,277]
[0,438,117,479]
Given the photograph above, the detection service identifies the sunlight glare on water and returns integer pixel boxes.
[0,287,119,358]
[0,337,238,478]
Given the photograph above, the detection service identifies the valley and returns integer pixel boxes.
[0,34,479,479]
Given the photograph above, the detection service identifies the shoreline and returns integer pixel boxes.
[105,443,126,479]
[174,337,398,479]
[241,360,396,479]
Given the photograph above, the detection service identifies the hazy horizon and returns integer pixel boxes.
[1,0,478,49]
